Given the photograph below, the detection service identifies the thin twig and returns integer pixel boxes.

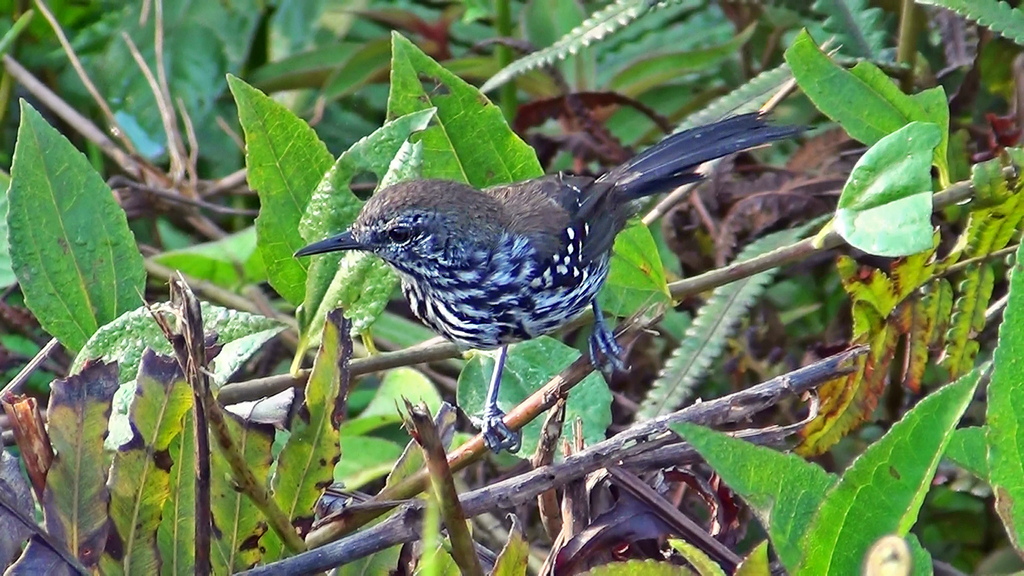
[33,0,136,155]
[121,31,186,183]
[667,174,981,300]
[2,55,143,177]
[0,338,59,399]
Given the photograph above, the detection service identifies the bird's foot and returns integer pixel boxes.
[481,407,521,454]
[589,314,626,375]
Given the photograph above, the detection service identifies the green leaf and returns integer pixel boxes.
[335,546,402,576]
[151,227,265,289]
[521,0,592,90]
[42,361,119,568]
[672,423,836,572]
[70,302,282,448]
[834,122,940,257]
[79,0,260,163]
[945,426,989,480]
[799,370,980,575]
[457,336,612,460]
[784,30,950,181]
[248,41,363,93]
[812,0,888,59]
[607,24,756,98]
[640,223,818,418]
[211,412,274,573]
[295,109,434,359]
[481,0,661,95]
[0,171,14,288]
[334,436,405,490]
[987,240,1024,554]
[264,310,350,561]
[384,404,458,491]
[577,559,692,575]
[917,0,1024,47]
[228,75,334,306]
[734,541,770,576]
[340,367,443,437]
[668,539,726,576]
[7,101,145,352]
[102,351,193,576]
[158,411,194,576]
[598,222,670,317]
[388,32,543,186]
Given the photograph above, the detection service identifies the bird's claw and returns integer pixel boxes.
[589,321,626,375]
[482,408,521,454]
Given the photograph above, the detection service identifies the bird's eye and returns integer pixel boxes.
[388,225,415,245]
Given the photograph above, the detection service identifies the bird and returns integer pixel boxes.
[295,113,801,454]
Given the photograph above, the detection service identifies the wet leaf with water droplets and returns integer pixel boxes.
[8,101,145,351]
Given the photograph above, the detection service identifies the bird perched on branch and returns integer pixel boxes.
[296,113,801,454]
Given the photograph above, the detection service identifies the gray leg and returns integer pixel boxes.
[481,345,521,454]
[589,301,625,373]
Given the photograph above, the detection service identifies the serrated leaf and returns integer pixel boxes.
[295,110,433,359]
[673,423,835,572]
[158,410,194,576]
[263,310,350,561]
[813,0,888,59]
[228,75,334,305]
[457,336,612,460]
[388,32,543,186]
[798,313,896,455]
[211,411,275,573]
[39,361,118,568]
[7,101,145,352]
[598,222,670,317]
[102,351,193,576]
[482,0,659,94]
[945,426,988,479]
[918,0,1024,47]
[639,223,816,418]
[904,279,952,392]
[70,302,283,448]
[941,264,994,377]
[151,227,265,289]
[834,122,939,257]
[987,240,1024,554]
[677,63,793,131]
[799,370,979,575]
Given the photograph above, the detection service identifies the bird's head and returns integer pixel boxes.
[295,179,506,277]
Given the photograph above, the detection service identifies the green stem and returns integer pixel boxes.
[494,0,517,120]
[896,0,921,92]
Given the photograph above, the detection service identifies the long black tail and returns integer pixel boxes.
[599,113,802,201]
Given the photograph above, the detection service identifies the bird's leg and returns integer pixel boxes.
[589,301,626,374]
[481,345,521,454]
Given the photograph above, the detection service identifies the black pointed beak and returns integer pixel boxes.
[294,231,363,257]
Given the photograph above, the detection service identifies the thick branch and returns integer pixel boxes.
[242,346,861,575]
